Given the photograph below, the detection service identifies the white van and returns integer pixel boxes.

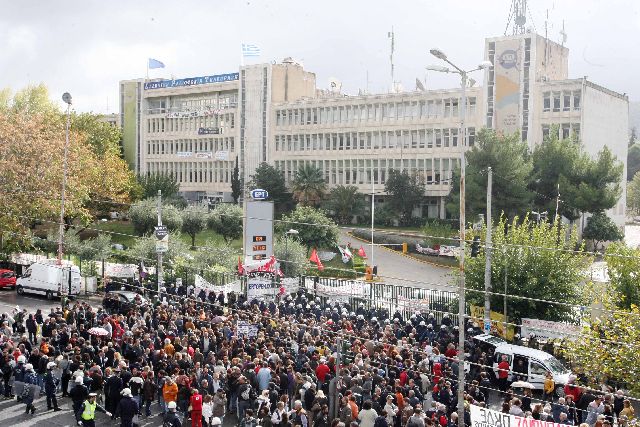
[473,333,571,395]
[16,262,81,300]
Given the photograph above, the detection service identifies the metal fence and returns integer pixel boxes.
[298,275,459,324]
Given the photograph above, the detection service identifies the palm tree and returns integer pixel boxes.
[323,185,366,224]
[292,164,326,206]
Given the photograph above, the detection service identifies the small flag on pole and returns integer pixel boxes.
[309,248,324,271]
[242,43,261,58]
[358,246,367,258]
[148,58,165,69]
[416,78,426,91]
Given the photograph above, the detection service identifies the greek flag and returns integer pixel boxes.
[148,58,165,69]
[242,43,261,57]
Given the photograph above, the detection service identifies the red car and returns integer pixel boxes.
[0,269,16,289]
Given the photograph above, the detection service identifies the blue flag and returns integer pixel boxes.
[148,58,165,69]
[242,43,261,57]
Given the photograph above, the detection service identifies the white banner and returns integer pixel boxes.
[520,318,580,341]
[246,272,278,299]
[215,150,229,161]
[237,320,259,338]
[194,274,242,294]
[95,262,137,278]
[471,404,568,427]
[10,253,49,265]
[315,280,366,302]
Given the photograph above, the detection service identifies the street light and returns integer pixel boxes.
[428,48,491,427]
[57,92,72,265]
[284,229,299,277]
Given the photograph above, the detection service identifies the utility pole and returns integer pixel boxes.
[57,93,72,265]
[555,183,560,222]
[157,190,163,297]
[483,167,493,334]
[331,338,342,420]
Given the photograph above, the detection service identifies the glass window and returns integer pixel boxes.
[553,92,561,112]
[468,128,476,147]
[543,92,550,112]
[573,92,581,111]
[563,93,571,112]
[542,125,550,140]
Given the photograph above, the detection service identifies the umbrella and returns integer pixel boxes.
[213,316,227,324]
[87,327,109,336]
[511,381,535,389]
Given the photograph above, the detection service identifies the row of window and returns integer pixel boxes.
[147,137,235,155]
[146,161,231,184]
[274,157,458,187]
[542,123,581,140]
[146,114,235,134]
[543,91,581,113]
[147,93,239,115]
[275,97,477,127]
[274,128,476,152]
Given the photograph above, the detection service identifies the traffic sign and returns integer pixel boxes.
[484,320,491,334]
[250,189,269,200]
[155,225,168,240]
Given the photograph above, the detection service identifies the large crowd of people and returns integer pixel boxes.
[0,279,636,427]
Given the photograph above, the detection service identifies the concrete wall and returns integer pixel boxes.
[581,81,629,228]
[120,80,142,173]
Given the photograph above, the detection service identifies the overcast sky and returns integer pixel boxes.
[2,0,639,113]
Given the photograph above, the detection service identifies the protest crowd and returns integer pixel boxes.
[0,279,636,427]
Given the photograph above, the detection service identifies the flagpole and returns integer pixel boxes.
[146,59,149,80]
[240,44,244,67]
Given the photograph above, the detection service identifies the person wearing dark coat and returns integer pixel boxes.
[116,388,140,427]
[44,362,61,411]
[105,370,124,417]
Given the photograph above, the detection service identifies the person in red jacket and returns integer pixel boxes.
[564,375,582,403]
[316,358,331,386]
[190,388,203,427]
[497,355,511,392]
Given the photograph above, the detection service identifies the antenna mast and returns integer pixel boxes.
[388,27,395,92]
[506,0,527,35]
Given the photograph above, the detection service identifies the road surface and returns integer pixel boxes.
[339,229,455,291]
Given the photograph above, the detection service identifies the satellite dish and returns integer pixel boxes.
[62,92,72,105]
[328,77,342,93]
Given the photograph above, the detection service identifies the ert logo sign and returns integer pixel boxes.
[498,49,518,69]
[251,189,269,200]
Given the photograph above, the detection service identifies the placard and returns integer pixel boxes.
[237,321,259,338]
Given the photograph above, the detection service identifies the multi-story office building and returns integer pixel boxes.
[120,32,628,225]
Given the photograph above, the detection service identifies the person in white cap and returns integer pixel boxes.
[22,363,38,414]
[70,375,89,415]
[163,401,182,427]
[116,387,139,427]
[76,392,111,426]
[44,361,61,411]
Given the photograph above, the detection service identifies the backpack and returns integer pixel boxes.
[407,416,423,427]
[240,385,252,401]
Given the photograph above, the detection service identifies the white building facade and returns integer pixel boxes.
[121,32,628,224]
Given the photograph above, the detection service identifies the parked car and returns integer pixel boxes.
[16,262,81,299]
[102,290,149,314]
[0,269,17,289]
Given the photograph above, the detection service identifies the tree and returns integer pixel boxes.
[628,171,640,214]
[279,206,339,252]
[291,164,326,206]
[137,173,180,200]
[249,162,291,211]
[181,206,208,249]
[627,143,640,181]
[126,231,189,266]
[531,132,623,220]
[582,212,623,252]
[466,215,589,323]
[0,85,135,252]
[231,156,242,203]
[630,126,637,147]
[605,242,640,310]
[562,283,640,395]
[191,241,239,275]
[128,198,182,236]
[447,129,533,221]
[385,169,425,226]
[322,185,366,224]
[274,235,307,277]
[207,203,243,244]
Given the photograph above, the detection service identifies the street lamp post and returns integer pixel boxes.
[284,229,299,276]
[57,92,72,265]
[428,49,491,427]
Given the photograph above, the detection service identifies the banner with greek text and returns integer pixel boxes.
[471,404,567,427]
